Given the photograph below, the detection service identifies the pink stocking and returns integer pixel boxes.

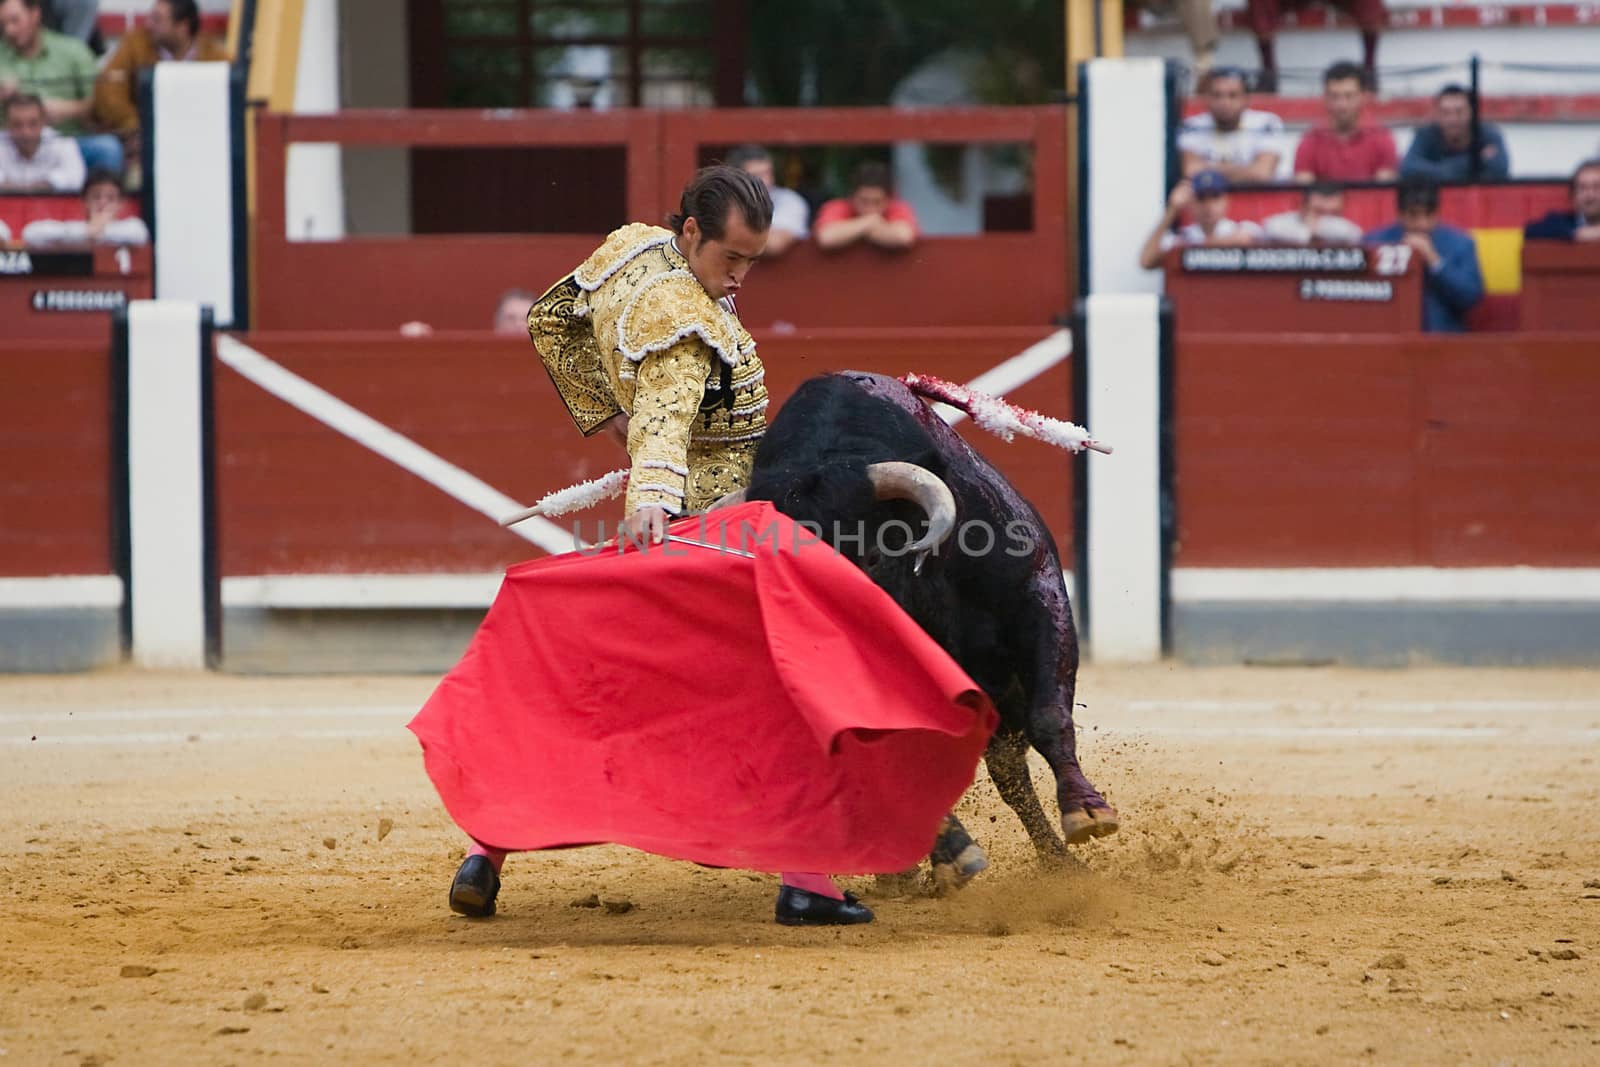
[780,871,843,899]
[468,840,508,875]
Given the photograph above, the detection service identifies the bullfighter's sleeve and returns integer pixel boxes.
[527,276,622,436]
[624,339,709,516]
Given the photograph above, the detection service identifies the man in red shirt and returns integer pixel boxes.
[814,160,918,251]
[1293,60,1398,183]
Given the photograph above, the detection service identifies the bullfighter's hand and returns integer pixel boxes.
[1575,224,1600,243]
[624,505,670,546]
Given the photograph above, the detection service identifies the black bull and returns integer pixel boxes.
[744,371,1119,871]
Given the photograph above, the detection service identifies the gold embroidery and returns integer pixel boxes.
[527,276,620,436]
[529,223,768,513]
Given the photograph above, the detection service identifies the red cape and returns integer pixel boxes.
[408,502,997,874]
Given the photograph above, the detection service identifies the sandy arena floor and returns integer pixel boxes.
[1,664,1597,1065]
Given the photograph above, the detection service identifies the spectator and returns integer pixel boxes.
[1248,0,1383,94]
[1523,158,1600,242]
[21,167,148,246]
[1401,85,1510,182]
[1365,178,1482,332]
[0,0,119,172]
[1139,170,1261,269]
[728,143,808,257]
[1294,61,1398,183]
[1179,66,1284,183]
[1262,181,1364,244]
[814,161,918,252]
[0,90,82,190]
[0,216,11,242]
[95,0,228,172]
[493,288,535,336]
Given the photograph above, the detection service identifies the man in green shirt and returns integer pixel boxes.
[0,0,122,173]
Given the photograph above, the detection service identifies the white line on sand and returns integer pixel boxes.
[0,706,415,724]
[5,728,401,747]
[1125,700,1600,715]
[1110,725,1600,742]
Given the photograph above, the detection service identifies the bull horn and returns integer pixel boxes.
[707,488,747,510]
[865,461,956,573]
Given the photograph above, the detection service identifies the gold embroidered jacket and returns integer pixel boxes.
[528,223,768,515]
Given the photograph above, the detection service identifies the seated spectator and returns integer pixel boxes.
[1179,66,1283,183]
[728,143,808,257]
[95,0,228,178]
[814,161,918,252]
[1294,61,1397,184]
[0,216,11,242]
[1263,181,1364,244]
[1401,85,1509,182]
[1365,178,1483,332]
[1139,170,1261,269]
[1523,158,1600,242]
[21,167,148,246]
[0,90,82,189]
[0,0,119,172]
[493,288,535,337]
[1249,0,1382,94]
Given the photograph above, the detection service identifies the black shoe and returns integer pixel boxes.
[449,854,500,918]
[774,886,874,926]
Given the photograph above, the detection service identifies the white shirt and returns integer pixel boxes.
[0,129,87,193]
[769,185,809,237]
[1158,217,1263,251]
[21,216,150,248]
[1178,109,1285,170]
[1262,211,1364,245]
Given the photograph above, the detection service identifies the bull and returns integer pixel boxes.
[720,370,1119,882]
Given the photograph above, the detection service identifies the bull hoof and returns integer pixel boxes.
[1061,806,1120,845]
[930,843,990,895]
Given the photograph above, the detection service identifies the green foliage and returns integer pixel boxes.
[746,0,1065,106]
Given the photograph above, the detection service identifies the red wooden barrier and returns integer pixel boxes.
[254,110,664,332]
[214,327,1071,576]
[0,342,114,576]
[252,107,1071,333]
[0,246,152,342]
[1521,242,1600,330]
[1163,243,1426,333]
[1175,333,1600,568]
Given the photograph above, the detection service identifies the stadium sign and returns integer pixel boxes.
[0,251,95,277]
[31,289,130,313]
[1181,247,1368,273]
[1297,278,1394,303]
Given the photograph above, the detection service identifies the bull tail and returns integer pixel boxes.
[900,373,1112,455]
